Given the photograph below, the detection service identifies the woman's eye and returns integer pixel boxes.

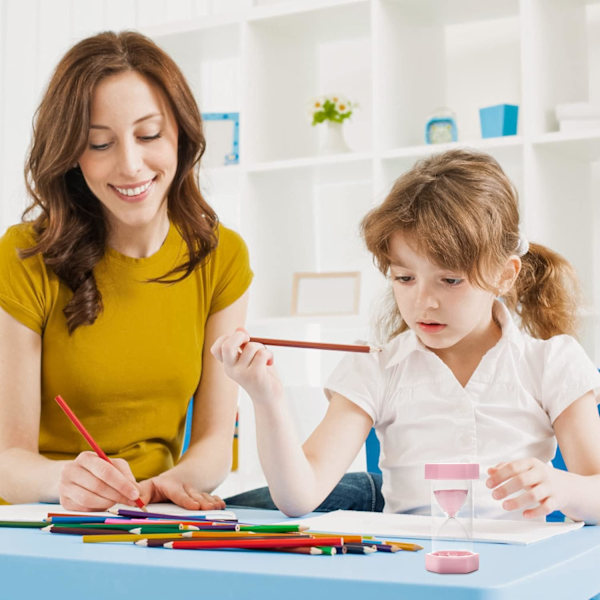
[89,143,110,151]
[139,132,161,141]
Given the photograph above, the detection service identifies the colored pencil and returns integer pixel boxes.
[40,521,185,532]
[43,526,129,536]
[339,544,377,554]
[54,395,146,511]
[109,508,236,522]
[316,546,339,555]
[47,516,120,524]
[249,337,381,354]
[137,534,312,548]
[0,521,48,528]
[270,547,328,555]
[84,533,187,543]
[238,524,308,533]
[137,540,330,555]
[165,536,344,550]
[378,540,424,552]
[310,532,364,544]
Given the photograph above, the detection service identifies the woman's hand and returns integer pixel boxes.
[211,328,283,403]
[486,458,570,519]
[58,451,142,511]
[138,473,225,510]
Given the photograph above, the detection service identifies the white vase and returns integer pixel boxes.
[319,120,350,155]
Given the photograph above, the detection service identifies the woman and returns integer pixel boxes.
[0,31,252,511]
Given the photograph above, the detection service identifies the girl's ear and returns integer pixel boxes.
[496,256,521,296]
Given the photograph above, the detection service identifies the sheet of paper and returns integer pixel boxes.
[0,503,236,522]
[286,510,584,545]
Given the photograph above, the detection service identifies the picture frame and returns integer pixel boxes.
[201,112,239,167]
[291,271,361,316]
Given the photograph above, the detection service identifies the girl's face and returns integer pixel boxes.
[388,231,499,355]
[78,70,179,236]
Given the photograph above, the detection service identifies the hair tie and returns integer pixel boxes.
[515,235,529,257]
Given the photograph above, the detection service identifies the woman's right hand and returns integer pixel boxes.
[211,328,283,402]
[58,451,142,511]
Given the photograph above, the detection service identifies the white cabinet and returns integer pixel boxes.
[144,0,600,496]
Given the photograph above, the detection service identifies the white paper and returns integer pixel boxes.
[0,503,236,522]
[285,510,584,545]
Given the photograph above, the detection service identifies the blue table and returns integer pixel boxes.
[1,507,599,599]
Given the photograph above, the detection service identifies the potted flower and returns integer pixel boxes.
[310,94,355,154]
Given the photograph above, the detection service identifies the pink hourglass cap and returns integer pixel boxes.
[424,463,479,480]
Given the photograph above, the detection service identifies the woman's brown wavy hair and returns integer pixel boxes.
[361,149,579,342]
[22,30,218,333]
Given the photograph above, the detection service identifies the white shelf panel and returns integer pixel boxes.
[532,130,600,161]
[246,152,372,173]
[248,0,367,22]
[142,13,244,37]
[379,0,519,26]
[381,137,524,161]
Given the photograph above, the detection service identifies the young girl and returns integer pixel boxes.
[212,149,600,522]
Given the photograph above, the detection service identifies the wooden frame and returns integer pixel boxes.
[291,271,361,316]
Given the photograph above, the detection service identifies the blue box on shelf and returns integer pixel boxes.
[479,104,518,138]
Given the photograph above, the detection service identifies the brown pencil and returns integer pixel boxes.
[249,337,381,353]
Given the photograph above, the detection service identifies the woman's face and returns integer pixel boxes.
[78,70,179,235]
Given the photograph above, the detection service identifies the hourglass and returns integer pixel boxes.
[425,463,479,574]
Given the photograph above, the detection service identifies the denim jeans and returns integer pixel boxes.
[224,471,384,513]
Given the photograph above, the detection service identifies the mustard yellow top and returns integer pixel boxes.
[0,222,252,480]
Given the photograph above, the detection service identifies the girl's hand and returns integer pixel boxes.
[58,451,143,511]
[486,458,569,519]
[211,328,283,402]
[138,474,225,510]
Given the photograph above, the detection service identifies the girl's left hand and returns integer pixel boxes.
[486,458,569,519]
[137,475,226,511]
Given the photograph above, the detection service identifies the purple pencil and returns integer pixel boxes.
[110,508,238,523]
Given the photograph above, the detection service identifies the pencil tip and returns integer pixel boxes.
[370,346,383,353]
[41,525,51,532]
[135,540,148,546]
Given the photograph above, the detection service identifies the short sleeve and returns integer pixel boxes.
[541,334,600,423]
[208,225,253,315]
[0,225,51,334]
[324,351,383,424]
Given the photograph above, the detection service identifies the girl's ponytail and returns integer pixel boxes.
[505,242,580,339]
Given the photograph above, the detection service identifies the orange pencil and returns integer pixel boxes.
[54,395,147,511]
[249,337,381,353]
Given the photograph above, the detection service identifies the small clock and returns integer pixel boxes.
[425,109,457,144]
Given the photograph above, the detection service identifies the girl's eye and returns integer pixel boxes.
[444,278,463,286]
[394,276,413,283]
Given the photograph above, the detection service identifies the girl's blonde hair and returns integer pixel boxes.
[361,149,579,341]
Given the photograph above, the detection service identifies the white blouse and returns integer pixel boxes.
[325,301,600,519]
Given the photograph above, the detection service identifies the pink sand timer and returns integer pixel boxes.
[424,463,479,574]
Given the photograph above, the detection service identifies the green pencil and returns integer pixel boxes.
[0,520,48,528]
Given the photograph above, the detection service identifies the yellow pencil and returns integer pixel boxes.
[382,540,424,551]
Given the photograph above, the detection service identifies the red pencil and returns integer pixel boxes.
[249,337,381,353]
[54,395,147,511]
[165,536,344,550]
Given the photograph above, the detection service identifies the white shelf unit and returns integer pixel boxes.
[146,0,600,496]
